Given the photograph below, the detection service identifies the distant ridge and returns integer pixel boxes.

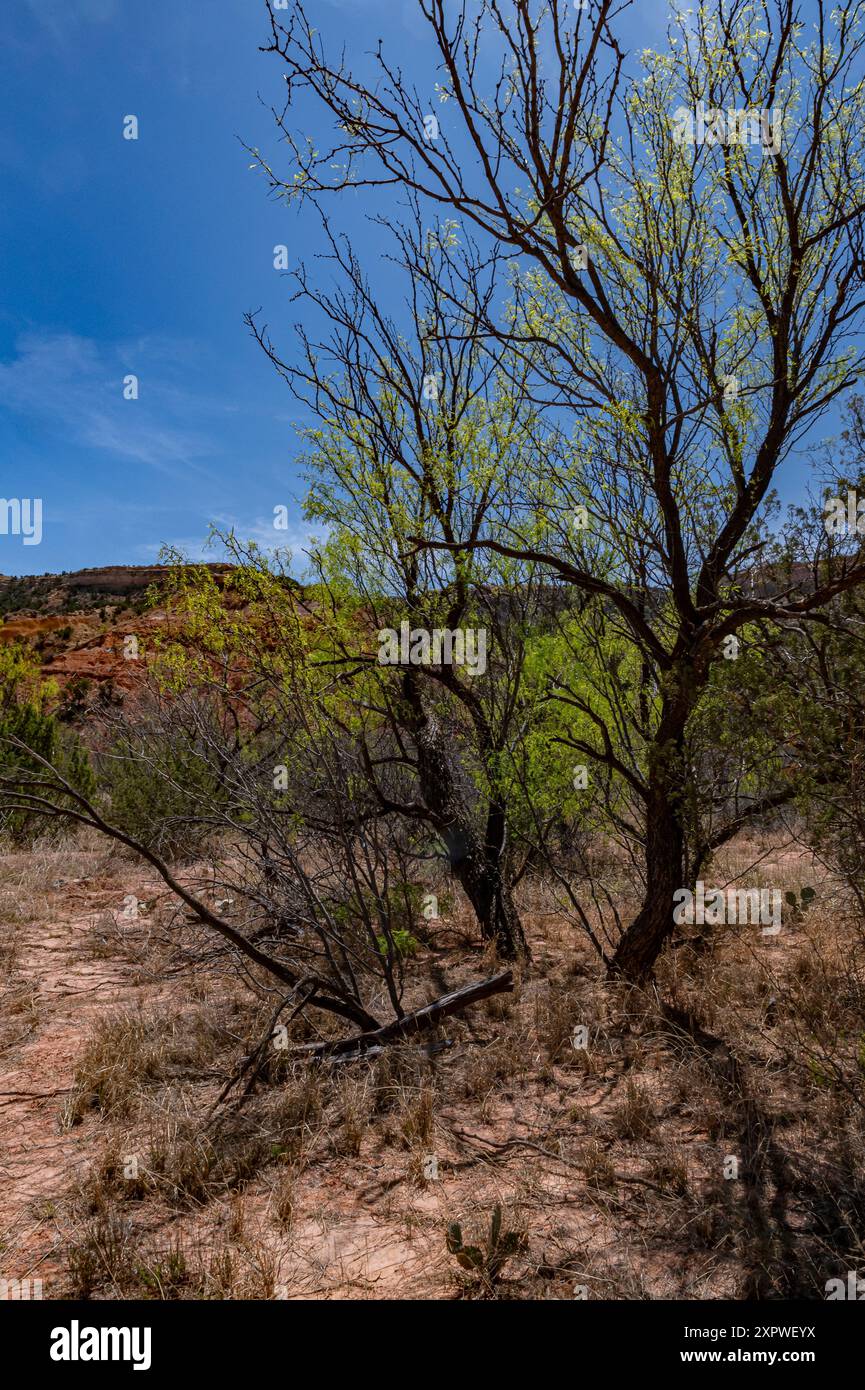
[0,563,234,619]
[0,563,239,716]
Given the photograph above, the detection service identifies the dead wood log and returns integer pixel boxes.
[294,970,514,1060]
[328,1039,454,1067]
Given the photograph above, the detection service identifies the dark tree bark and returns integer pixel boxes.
[610,782,685,981]
[609,682,691,980]
[452,823,527,963]
[405,672,529,962]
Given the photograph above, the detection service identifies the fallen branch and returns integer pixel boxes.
[451,1128,680,1199]
[0,1088,73,1104]
[294,970,514,1060]
[328,1038,453,1067]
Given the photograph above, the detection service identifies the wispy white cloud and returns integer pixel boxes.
[24,0,118,42]
[137,513,327,575]
[0,331,219,477]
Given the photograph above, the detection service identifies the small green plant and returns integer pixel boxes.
[136,1244,189,1298]
[102,735,224,860]
[0,642,95,844]
[806,1056,832,1090]
[446,1204,527,1288]
[376,927,419,959]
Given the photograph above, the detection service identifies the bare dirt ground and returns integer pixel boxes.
[0,847,163,1290]
[1,835,862,1301]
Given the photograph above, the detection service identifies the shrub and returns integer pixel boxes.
[101,736,224,861]
[0,643,95,844]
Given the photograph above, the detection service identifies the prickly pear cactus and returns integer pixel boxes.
[446,1204,527,1284]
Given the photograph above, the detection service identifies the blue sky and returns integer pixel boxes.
[0,0,453,577]
[0,0,843,578]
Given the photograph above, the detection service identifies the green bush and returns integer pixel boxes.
[102,738,224,861]
[0,645,95,844]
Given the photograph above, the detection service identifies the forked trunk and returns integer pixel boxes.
[456,845,529,961]
[405,673,529,961]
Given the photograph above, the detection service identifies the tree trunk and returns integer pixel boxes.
[455,838,528,961]
[609,691,691,982]
[609,782,685,980]
[404,673,529,961]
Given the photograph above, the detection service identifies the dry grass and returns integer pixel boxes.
[3,834,865,1301]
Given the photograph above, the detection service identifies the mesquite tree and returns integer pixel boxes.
[0,578,512,1037]
[246,213,555,961]
[255,0,865,979]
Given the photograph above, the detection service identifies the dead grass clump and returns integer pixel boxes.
[68,1012,181,1122]
[579,1138,618,1190]
[133,1240,193,1299]
[90,1143,151,1202]
[146,1104,272,1206]
[0,974,38,1048]
[270,1065,325,1155]
[397,1082,436,1149]
[368,1045,436,1113]
[0,933,19,974]
[533,976,604,1067]
[460,1034,529,1100]
[333,1073,373,1157]
[67,1209,140,1298]
[646,1147,691,1195]
[64,1212,261,1300]
[606,1078,656,1140]
[68,1003,249,1124]
[269,1168,297,1230]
